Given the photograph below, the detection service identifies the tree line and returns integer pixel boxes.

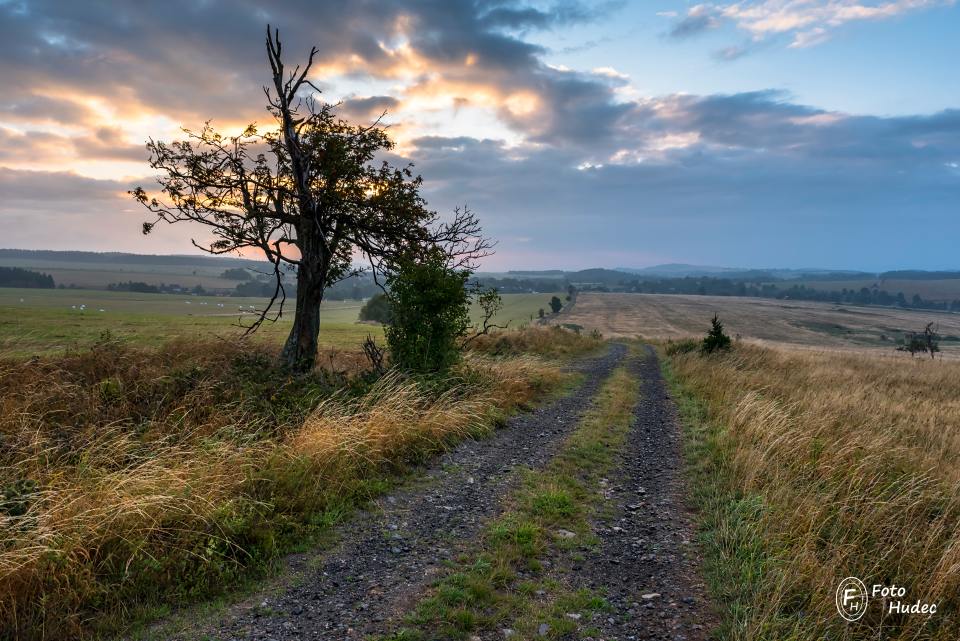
[474,273,960,313]
[0,267,54,289]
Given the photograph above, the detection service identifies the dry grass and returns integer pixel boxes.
[468,325,604,358]
[667,344,960,640]
[0,336,568,639]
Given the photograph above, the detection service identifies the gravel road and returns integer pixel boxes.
[165,342,628,641]
[575,345,714,641]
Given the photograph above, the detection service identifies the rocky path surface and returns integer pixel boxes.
[577,345,714,641]
[167,343,628,641]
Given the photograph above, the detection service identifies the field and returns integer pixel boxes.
[783,277,960,301]
[0,328,601,639]
[562,292,960,355]
[0,289,549,356]
[5,285,960,640]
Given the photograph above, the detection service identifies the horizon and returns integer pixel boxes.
[3,246,960,276]
[1,1,959,271]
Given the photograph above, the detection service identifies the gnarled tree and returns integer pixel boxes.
[133,27,489,372]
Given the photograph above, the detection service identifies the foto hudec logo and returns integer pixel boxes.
[836,577,868,622]
[835,578,938,621]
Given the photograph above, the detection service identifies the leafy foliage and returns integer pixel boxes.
[549,296,563,314]
[359,293,394,324]
[386,254,471,373]
[897,322,940,358]
[221,267,253,281]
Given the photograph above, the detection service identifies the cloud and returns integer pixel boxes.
[1,1,959,269]
[404,101,960,268]
[669,5,724,38]
[670,0,955,55]
[0,1,630,153]
[0,126,145,165]
[337,96,401,122]
[0,167,129,206]
[0,92,99,126]
[0,166,216,253]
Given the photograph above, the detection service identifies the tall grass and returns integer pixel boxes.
[667,345,960,640]
[468,325,603,358]
[0,335,567,639]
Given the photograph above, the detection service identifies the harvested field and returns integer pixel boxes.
[561,293,960,355]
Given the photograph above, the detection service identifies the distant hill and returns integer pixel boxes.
[617,264,874,280]
[616,263,740,277]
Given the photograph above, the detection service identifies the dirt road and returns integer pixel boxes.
[152,344,712,640]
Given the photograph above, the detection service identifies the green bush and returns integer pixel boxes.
[386,254,471,373]
[358,293,393,324]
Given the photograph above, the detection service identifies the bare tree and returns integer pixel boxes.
[898,322,940,359]
[460,285,508,347]
[133,26,490,372]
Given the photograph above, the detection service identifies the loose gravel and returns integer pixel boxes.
[576,345,715,641]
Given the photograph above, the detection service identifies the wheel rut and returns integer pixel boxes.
[575,345,715,641]
[167,342,628,641]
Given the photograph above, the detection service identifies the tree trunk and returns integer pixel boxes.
[281,232,325,373]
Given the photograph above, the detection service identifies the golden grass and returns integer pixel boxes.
[468,325,604,358]
[0,338,567,639]
[668,345,960,640]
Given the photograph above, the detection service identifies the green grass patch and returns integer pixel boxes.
[0,289,547,356]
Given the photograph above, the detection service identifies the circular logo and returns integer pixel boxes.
[836,577,868,621]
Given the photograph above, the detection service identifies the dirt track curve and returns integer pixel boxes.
[154,343,713,641]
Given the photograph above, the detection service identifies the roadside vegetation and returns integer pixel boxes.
[664,343,960,640]
[384,361,639,640]
[0,326,597,639]
[468,325,604,358]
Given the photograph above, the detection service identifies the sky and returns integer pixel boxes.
[1,0,958,271]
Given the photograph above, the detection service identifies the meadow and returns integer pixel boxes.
[665,345,960,640]
[0,256,247,290]
[5,284,959,640]
[0,289,549,356]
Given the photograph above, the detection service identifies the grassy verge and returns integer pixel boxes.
[662,344,960,640]
[384,361,639,640]
[468,325,605,359]
[0,332,588,640]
